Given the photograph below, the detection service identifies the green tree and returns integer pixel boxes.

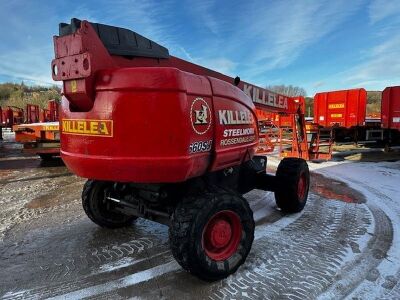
[0,82,61,109]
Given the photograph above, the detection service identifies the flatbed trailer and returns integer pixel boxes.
[13,122,60,159]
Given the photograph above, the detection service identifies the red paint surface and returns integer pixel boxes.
[25,104,40,124]
[60,68,258,183]
[314,89,367,128]
[2,107,24,127]
[382,86,400,131]
[202,210,242,261]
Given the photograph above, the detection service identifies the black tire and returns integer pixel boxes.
[39,153,54,160]
[82,180,137,228]
[274,158,310,213]
[169,189,255,281]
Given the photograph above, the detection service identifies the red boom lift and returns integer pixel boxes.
[52,18,311,280]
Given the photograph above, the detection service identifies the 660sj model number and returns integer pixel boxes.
[189,140,212,154]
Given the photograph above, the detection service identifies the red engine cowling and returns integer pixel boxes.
[60,67,258,183]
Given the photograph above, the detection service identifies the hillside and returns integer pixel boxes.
[366,91,381,116]
[0,82,61,109]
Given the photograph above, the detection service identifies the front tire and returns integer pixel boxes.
[274,158,310,213]
[82,180,137,228]
[169,189,255,281]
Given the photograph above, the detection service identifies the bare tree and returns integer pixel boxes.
[266,85,307,97]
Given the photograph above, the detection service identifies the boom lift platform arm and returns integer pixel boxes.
[52,18,311,281]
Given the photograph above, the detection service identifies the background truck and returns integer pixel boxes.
[12,100,60,159]
[51,18,310,281]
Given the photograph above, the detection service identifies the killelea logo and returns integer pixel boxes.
[190,97,211,135]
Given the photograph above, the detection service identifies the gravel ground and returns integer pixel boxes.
[0,136,399,299]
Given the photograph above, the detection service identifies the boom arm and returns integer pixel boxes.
[52,18,301,114]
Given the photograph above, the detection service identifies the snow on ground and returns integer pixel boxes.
[313,160,400,299]
[2,141,400,298]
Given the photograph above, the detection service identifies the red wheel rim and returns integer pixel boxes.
[297,172,307,201]
[202,210,242,261]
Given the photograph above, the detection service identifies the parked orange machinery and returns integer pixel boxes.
[255,96,333,161]
[13,100,60,159]
[1,106,24,127]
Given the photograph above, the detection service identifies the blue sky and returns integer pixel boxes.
[0,0,399,96]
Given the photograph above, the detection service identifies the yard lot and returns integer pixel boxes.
[1,135,399,299]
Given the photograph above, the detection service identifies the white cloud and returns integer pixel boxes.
[0,46,54,85]
[237,0,363,77]
[313,81,326,89]
[189,0,220,35]
[175,0,363,85]
[343,35,400,89]
[0,0,176,85]
[199,58,237,75]
[369,0,400,24]
[178,47,195,62]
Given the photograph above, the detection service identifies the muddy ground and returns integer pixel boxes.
[0,135,399,299]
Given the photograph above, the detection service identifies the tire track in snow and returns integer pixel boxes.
[318,205,393,299]
[0,191,302,299]
[207,195,386,300]
[39,237,157,282]
[317,170,399,299]
[2,171,392,299]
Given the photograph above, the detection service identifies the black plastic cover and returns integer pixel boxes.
[59,18,169,59]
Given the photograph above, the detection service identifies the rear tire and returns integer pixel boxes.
[274,158,310,213]
[169,188,255,281]
[82,180,137,228]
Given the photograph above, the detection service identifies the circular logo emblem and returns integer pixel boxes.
[190,97,212,135]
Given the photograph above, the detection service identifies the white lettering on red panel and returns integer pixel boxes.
[243,84,288,109]
[219,110,253,125]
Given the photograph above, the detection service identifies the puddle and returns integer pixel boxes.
[0,157,65,171]
[311,173,366,204]
[25,179,81,209]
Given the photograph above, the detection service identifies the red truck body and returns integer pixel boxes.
[382,86,400,131]
[314,89,367,128]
